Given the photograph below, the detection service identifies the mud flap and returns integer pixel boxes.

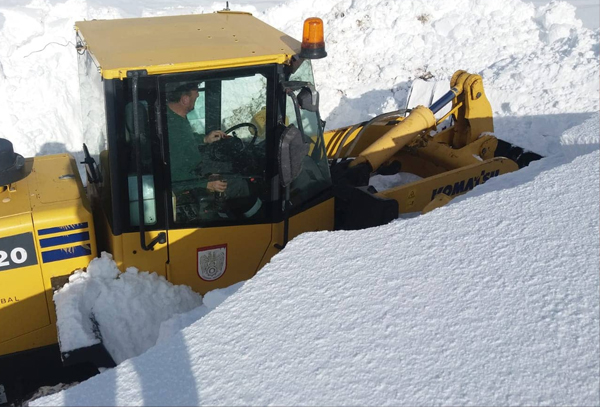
[60,343,116,369]
[57,313,115,369]
[51,276,116,370]
[334,185,399,230]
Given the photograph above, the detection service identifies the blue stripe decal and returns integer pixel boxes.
[39,232,90,248]
[38,222,89,236]
[41,245,92,263]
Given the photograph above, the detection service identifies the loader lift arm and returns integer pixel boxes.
[330,70,542,229]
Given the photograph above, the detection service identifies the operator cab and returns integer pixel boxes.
[91,59,332,232]
[76,12,334,292]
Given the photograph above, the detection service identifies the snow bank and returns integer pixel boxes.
[55,253,203,364]
[0,0,268,159]
[262,0,599,156]
[155,282,243,346]
[35,116,599,406]
[0,0,597,159]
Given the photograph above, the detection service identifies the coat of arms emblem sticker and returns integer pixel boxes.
[197,244,227,281]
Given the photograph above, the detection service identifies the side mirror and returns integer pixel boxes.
[278,125,309,187]
[297,86,319,113]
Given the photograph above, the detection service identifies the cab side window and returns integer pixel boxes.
[122,80,158,227]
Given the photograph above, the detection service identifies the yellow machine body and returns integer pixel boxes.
[75,11,301,79]
[0,155,96,357]
[96,199,334,296]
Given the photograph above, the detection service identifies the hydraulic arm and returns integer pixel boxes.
[348,70,496,175]
[328,70,542,228]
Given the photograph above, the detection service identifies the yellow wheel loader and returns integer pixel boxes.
[0,11,541,405]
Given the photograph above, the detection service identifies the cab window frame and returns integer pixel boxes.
[158,64,279,230]
[105,75,169,236]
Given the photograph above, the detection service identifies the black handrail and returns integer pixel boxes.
[129,71,165,251]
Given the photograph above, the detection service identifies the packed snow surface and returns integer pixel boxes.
[0,0,596,405]
[532,0,600,29]
[36,117,599,406]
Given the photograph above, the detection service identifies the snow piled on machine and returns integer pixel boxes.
[55,252,244,364]
[54,253,203,364]
[0,0,595,404]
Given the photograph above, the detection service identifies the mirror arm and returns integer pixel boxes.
[286,89,305,136]
[281,81,310,91]
[80,143,101,184]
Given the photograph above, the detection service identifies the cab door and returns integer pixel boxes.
[160,67,276,294]
[101,74,170,277]
[165,225,271,294]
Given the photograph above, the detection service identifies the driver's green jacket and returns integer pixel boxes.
[167,107,208,193]
[168,108,251,204]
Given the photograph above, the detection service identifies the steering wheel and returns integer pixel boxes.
[224,122,259,146]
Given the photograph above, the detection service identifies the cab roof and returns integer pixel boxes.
[75,12,301,80]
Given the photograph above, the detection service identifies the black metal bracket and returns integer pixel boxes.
[334,185,398,230]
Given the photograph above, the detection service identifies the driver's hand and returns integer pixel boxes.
[204,130,226,144]
[207,179,227,193]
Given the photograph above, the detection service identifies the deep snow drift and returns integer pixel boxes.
[36,117,600,406]
[1,0,597,160]
[0,0,597,405]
